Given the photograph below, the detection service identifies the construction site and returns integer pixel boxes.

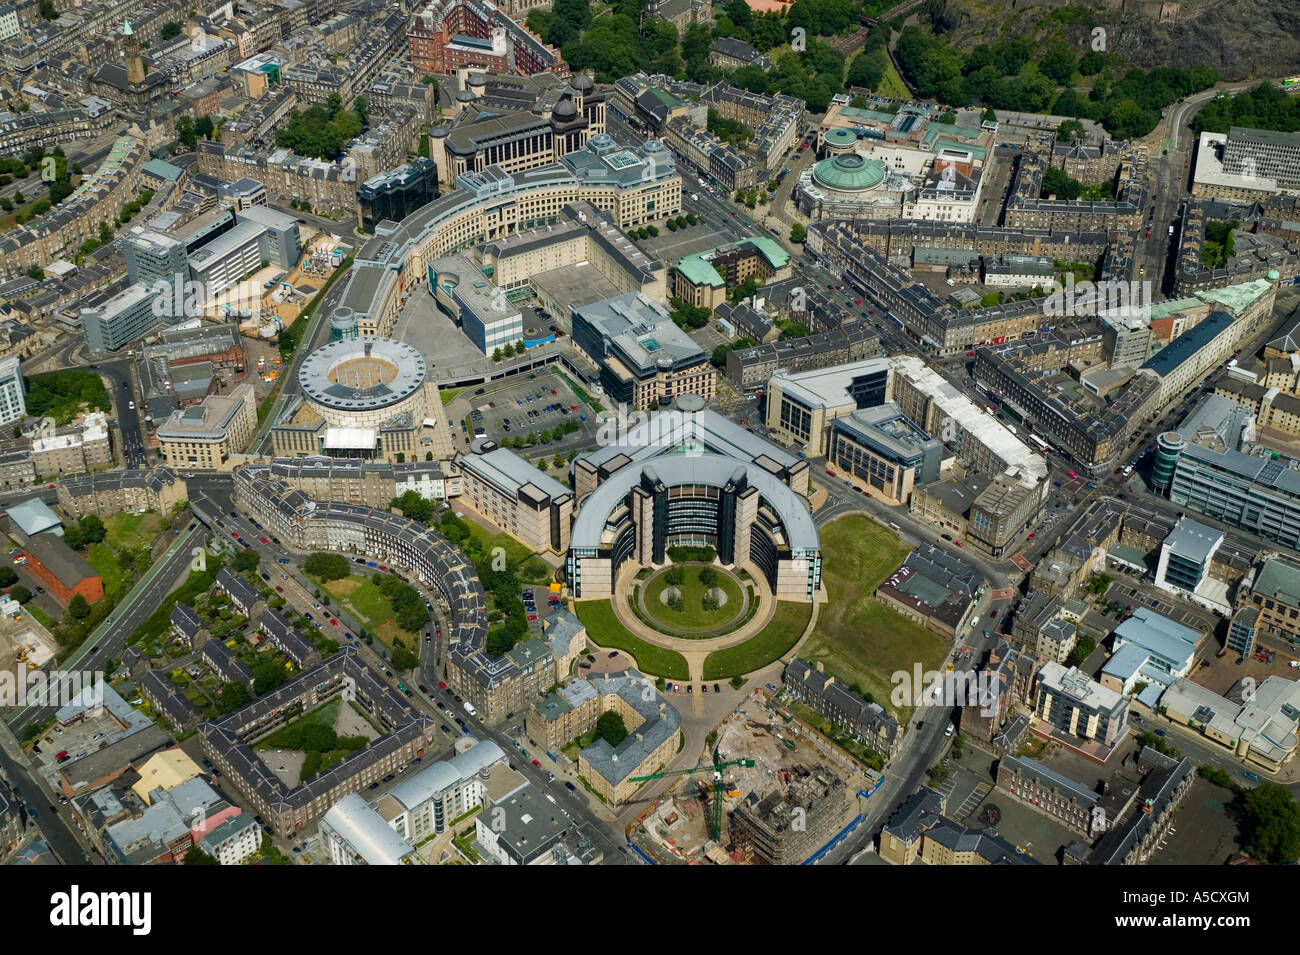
[0,616,58,696]
[627,691,875,865]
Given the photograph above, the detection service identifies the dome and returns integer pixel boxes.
[571,73,594,93]
[430,124,449,138]
[824,128,857,150]
[455,89,475,103]
[553,97,577,120]
[467,71,486,87]
[811,153,886,192]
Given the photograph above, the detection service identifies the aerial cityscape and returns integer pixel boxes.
[0,0,1297,895]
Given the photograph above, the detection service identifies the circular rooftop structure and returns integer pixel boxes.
[553,96,577,121]
[823,128,858,152]
[811,153,887,192]
[298,337,427,414]
[676,393,706,414]
[571,73,594,93]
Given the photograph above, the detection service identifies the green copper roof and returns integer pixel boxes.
[825,128,858,148]
[676,252,725,288]
[812,153,886,192]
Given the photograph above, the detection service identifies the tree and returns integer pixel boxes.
[1241,782,1300,864]
[216,680,252,714]
[492,347,503,362]
[68,594,91,621]
[665,567,684,586]
[62,524,86,551]
[595,710,628,747]
[698,566,718,588]
[233,548,260,573]
[391,489,433,524]
[303,552,351,581]
[160,21,183,39]
[184,847,220,865]
[552,454,565,469]
[1057,119,1085,142]
[0,566,16,588]
[194,116,215,140]
[176,115,197,150]
[78,514,106,544]
[253,660,287,696]
[11,586,31,604]
[26,264,43,280]
[38,0,57,18]
[789,222,806,244]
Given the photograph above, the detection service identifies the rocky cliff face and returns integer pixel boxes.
[930,0,1300,81]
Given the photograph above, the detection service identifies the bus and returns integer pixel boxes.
[1283,76,1300,87]
[1028,434,1050,453]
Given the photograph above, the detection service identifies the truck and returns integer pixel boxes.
[1168,225,1175,237]
[463,701,477,717]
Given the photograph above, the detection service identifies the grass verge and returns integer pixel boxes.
[574,600,689,680]
[702,601,812,680]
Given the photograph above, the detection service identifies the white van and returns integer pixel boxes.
[463,701,477,716]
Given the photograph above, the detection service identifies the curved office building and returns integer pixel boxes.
[566,396,820,602]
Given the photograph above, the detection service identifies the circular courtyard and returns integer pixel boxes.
[637,563,750,637]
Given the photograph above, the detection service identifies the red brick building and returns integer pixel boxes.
[408,0,565,77]
[23,531,104,607]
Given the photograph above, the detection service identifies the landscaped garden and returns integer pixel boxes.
[701,601,813,679]
[641,563,745,634]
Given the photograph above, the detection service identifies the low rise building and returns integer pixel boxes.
[783,658,900,760]
[454,440,572,554]
[1034,662,1130,752]
[157,384,257,470]
[875,544,983,640]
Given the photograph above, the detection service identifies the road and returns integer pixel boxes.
[92,358,148,468]
[5,521,206,732]
[194,480,632,863]
[0,721,92,864]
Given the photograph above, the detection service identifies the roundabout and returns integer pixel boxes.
[637,563,749,637]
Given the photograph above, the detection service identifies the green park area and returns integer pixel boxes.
[702,601,813,680]
[642,564,744,633]
[574,600,689,680]
[799,514,950,719]
[254,697,368,781]
[86,511,166,597]
[322,575,406,649]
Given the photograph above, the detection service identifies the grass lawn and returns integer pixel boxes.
[800,514,949,720]
[440,387,463,405]
[27,605,54,630]
[103,511,164,552]
[876,58,911,99]
[255,697,340,749]
[322,575,409,648]
[643,565,743,632]
[574,600,689,680]
[462,520,536,571]
[702,602,813,680]
[86,542,125,598]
